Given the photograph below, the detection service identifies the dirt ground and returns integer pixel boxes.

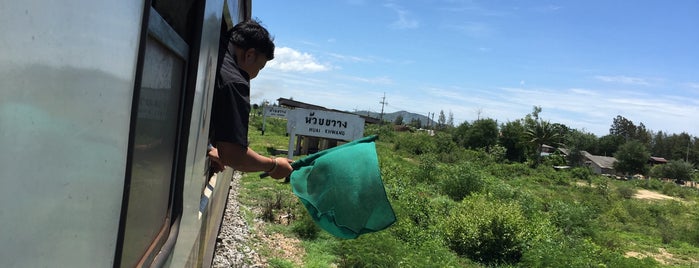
[632,189,677,201]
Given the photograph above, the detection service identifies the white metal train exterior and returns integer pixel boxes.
[0,0,250,267]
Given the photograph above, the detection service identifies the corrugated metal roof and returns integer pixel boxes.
[650,156,668,163]
[582,151,617,169]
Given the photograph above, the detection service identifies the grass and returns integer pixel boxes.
[232,112,699,267]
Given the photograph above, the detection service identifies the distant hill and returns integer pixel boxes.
[354,110,434,127]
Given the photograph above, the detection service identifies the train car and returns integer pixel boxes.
[0,0,250,267]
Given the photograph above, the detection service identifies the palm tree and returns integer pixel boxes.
[526,120,562,166]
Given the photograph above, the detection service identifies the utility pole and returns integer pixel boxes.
[425,112,431,129]
[379,93,387,125]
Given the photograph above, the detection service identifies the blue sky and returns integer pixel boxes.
[251,0,699,137]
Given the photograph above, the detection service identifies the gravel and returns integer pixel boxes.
[212,172,264,268]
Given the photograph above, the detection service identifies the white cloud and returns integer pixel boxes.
[342,75,394,85]
[267,47,331,72]
[569,88,598,96]
[684,82,699,90]
[384,3,419,29]
[594,75,651,86]
[327,52,372,63]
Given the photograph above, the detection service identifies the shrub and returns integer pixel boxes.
[333,232,403,268]
[413,153,438,183]
[442,196,531,265]
[394,132,435,155]
[487,162,531,179]
[439,162,486,201]
[541,154,567,167]
[390,184,447,245]
[616,184,636,199]
[291,208,320,240]
[571,167,592,183]
[488,144,508,163]
[548,200,595,237]
[523,233,660,268]
[365,124,396,142]
[661,182,680,197]
[631,177,664,191]
[522,235,601,267]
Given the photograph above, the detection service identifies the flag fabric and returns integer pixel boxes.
[289,135,396,239]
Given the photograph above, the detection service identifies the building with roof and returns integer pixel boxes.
[277,98,380,124]
[649,156,668,165]
[582,151,618,175]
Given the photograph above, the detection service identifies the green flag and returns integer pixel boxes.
[290,135,396,239]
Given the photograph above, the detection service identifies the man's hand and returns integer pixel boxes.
[268,157,294,180]
[208,147,225,173]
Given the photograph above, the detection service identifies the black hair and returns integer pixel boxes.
[229,19,275,60]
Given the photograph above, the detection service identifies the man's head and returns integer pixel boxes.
[230,19,275,79]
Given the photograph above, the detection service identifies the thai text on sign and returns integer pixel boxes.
[264,106,289,118]
[287,108,365,141]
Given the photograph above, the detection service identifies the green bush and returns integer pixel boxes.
[389,184,447,245]
[571,167,592,183]
[365,124,396,142]
[620,200,654,229]
[438,162,486,201]
[291,208,320,240]
[394,132,435,155]
[548,200,595,237]
[616,184,636,199]
[631,177,665,190]
[487,162,531,179]
[522,235,602,267]
[523,233,660,268]
[333,232,403,268]
[413,153,438,183]
[541,154,567,167]
[661,182,682,197]
[442,195,531,265]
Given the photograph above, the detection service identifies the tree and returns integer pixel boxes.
[393,114,404,125]
[635,122,652,146]
[525,119,562,165]
[408,118,422,129]
[614,140,650,175]
[465,118,499,151]
[437,110,447,130]
[609,115,637,141]
[596,134,625,156]
[651,131,670,158]
[551,123,571,146]
[499,120,528,162]
[523,106,542,136]
[662,160,695,182]
[691,136,699,166]
[447,111,455,128]
[453,119,499,151]
[670,132,693,161]
[452,121,471,147]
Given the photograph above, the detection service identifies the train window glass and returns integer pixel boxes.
[119,27,186,267]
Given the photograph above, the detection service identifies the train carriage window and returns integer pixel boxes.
[117,7,189,267]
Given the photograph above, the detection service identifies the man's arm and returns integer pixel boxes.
[211,141,293,179]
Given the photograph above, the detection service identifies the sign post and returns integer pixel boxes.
[261,105,289,135]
